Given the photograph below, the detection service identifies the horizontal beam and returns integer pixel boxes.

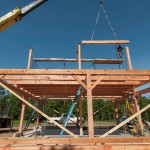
[33,58,124,64]
[7,80,140,85]
[1,69,150,75]
[1,75,149,81]
[82,40,130,44]
[0,144,150,150]
[0,137,149,144]
[136,87,150,95]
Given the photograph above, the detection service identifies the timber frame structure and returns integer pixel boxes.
[0,40,150,149]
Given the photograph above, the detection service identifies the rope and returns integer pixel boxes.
[91,7,101,40]
[100,3,118,40]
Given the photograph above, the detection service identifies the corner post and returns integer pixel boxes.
[77,44,82,69]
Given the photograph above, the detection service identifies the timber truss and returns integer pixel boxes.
[0,40,150,141]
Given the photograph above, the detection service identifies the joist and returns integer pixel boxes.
[82,40,129,44]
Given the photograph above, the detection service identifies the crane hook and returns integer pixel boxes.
[100,0,102,4]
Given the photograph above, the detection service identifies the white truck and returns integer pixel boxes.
[48,113,84,125]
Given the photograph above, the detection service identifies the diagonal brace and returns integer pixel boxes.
[0,80,77,138]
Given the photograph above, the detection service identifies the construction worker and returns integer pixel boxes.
[128,94,135,115]
[116,45,123,59]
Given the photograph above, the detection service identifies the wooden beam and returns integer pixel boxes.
[1,69,150,75]
[1,75,150,81]
[101,103,150,137]
[136,87,150,95]
[27,47,33,70]
[7,80,141,85]
[33,58,124,64]
[72,75,87,90]
[91,76,104,90]
[0,81,77,138]
[82,40,130,44]
[87,73,94,138]
[0,137,150,144]
[0,80,39,100]
[0,144,150,150]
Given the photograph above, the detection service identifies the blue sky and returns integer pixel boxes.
[0,0,150,70]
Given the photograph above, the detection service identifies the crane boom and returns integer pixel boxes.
[0,0,48,32]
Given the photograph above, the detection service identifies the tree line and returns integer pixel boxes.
[0,94,150,121]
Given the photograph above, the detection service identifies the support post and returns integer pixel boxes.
[86,73,94,138]
[77,44,82,69]
[27,47,33,69]
[79,95,83,136]
[36,101,40,125]
[19,96,27,135]
[125,46,143,131]
[114,101,119,124]
[125,46,132,70]
[134,95,144,131]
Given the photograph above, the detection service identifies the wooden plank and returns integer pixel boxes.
[101,103,150,137]
[0,81,77,138]
[82,40,130,44]
[86,73,94,138]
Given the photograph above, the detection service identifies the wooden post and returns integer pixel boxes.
[79,95,83,136]
[19,96,27,135]
[134,95,144,131]
[125,46,143,131]
[125,46,132,70]
[36,101,40,125]
[27,47,33,70]
[86,73,94,138]
[114,101,119,124]
[77,44,82,69]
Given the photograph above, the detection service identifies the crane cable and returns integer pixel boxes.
[100,2,118,40]
[91,0,118,41]
[91,6,101,40]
